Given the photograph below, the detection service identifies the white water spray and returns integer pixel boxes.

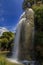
[7,8,35,65]
[11,18,26,60]
[7,18,26,64]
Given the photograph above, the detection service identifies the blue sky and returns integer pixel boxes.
[0,0,23,32]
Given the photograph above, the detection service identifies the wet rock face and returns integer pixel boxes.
[18,8,35,61]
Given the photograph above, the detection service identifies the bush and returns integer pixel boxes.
[0,32,15,51]
[32,4,43,30]
[32,4,43,59]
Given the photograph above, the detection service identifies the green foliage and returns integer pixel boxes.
[35,31,43,45]
[0,54,21,65]
[0,32,15,51]
[32,5,43,59]
[0,38,8,49]
[22,0,43,10]
[22,0,34,10]
[0,61,6,65]
[32,4,43,30]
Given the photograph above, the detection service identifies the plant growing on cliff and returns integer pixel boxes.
[32,4,43,61]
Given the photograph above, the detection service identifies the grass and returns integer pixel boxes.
[0,51,23,65]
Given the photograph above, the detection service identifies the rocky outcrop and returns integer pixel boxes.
[18,8,35,61]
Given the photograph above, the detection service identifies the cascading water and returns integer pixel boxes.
[7,8,35,65]
[11,18,26,60]
[7,17,26,64]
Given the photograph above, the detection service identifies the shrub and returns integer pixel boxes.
[0,32,15,51]
[32,4,43,59]
[32,4,43,30]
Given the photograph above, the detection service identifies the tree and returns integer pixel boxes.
[32,4,43,65]
[0,32,15,51]
[0,38,8,50]
[22,0,43,10]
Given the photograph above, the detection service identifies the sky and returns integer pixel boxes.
[0,0,23,32]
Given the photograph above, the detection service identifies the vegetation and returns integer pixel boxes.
[23,0,43,63]
[0,54,21,65]
[0,1,43,65]
[0,32,15,51]
[23,0,43,10]
[32,4,43,30]
[22,0,34,10]
[0,31,21,65]
[32,4,43,61]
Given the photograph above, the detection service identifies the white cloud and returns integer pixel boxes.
[0,27,8,36]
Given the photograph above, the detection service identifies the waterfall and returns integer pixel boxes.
[11,18,26,60]
[7,8,35,65]
[7,18,26,64]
